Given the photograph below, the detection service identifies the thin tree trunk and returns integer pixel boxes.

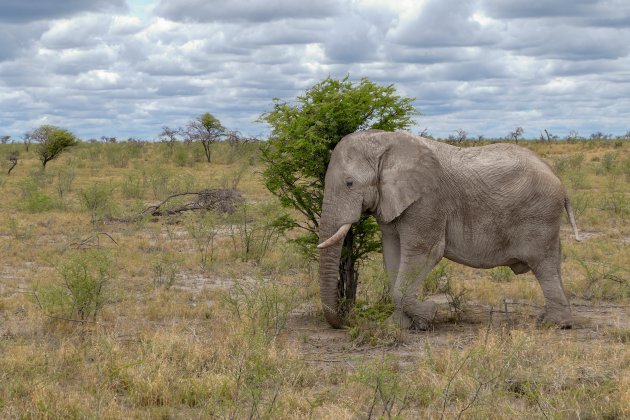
[7,160,17,175]
[202,140,212,163]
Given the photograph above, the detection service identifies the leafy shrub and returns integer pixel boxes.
[79,182,116,224]
[19,180,59,212]
[104,144,130,168]
[120,172,146,199]
[225,202,289,264]
[34,250,115,321]
[173,145,193,167]
[184,211,219,268]
[555,153,587,189]
[570,192,592,218]
[55,167,76,198]
[151,252,180,288]
[600,193,628,219]
[621,156,630,182]
[573,255,629,300]
[554,153,584,174]
[600,152,617,173]
[222,278,297,342]
[422,259,450,295]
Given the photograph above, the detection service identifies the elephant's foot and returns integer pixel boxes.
[387,301,437,330]
[386,310,413,329]
[404,300,437,331]
[537,308,573,329]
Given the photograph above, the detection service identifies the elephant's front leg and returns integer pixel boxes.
[391,237,444,330]
[381,226,413,328]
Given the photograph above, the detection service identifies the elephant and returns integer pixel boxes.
[317,130,580,330]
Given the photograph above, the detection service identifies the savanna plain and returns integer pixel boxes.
[0,138,629,419]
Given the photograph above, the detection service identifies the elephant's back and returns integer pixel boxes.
[447,143,565,214]
[464,143,560,186]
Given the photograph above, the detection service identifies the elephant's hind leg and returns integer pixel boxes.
[531,255,572,328]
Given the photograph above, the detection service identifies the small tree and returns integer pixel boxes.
[7,152,18,175]
[449,129,467,143]
[185,112,226,163]
[259,76,417,312]
[32,125,78,168]
[22,132,32,152]
[159,126,182,150]
[0,135,10,144]
[566,130,580,141]
[509,126,524,144]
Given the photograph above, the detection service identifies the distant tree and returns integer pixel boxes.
[7,152,18,175]
[477,135,485,143]
[0,135,10,144]
[419,128,433,139]
[100,136,117,143]
[259,75,417,316]
[509,126,524,144]
[159,126,182,149]
[32,125,78,168]
[185,113,226,163]
[566,130,580,141]
[449,129,467,143]
[590,131,610,140]
[540,129,558,142]
[22,131,33,152]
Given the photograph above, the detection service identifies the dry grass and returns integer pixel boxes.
[0,139,629,418]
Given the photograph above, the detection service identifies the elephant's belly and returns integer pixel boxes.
[443,223,522,269]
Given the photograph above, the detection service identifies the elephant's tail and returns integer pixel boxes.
[564,197,581,241]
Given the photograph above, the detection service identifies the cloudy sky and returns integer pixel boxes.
[1,0,629,140]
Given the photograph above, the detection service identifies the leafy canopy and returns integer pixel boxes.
[185,112,226,163]
[259,75,417,257]
[32,125,78,168]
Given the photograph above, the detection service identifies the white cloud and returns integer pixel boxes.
[0,0,629,140]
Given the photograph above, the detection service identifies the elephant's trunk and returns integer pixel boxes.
[318,223,348,328]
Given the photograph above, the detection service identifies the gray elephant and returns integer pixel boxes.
[317,130,580,330]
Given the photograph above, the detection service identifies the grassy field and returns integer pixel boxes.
[0,138,629,418]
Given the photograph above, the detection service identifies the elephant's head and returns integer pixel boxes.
[317,130,441,327]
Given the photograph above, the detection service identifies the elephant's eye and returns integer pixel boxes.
[346,180,354,188]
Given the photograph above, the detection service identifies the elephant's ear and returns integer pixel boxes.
[377,134,441,223]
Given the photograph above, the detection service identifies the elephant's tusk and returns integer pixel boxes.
[318,224,352,249]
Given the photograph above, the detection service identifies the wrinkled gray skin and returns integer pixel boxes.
[318,130,580,330]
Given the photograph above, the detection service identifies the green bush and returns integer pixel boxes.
[151,252,180,288]
[19,180,59,212]
[555,153,587,189]
[225,202,289,264]
[120,172,146,199]
[79,182,116,224]
[422,259,451,294]
[104,144,130,168]
[55,167,76,199]
[172,144,193,167]
[600,152,617,173]
[222,277,297,342]
[34,250,115,321]
[184,211,219,268]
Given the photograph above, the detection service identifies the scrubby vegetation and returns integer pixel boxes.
[0,134,629,418]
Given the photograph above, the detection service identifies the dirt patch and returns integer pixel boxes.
[173,272,247,293]
[283,299,630,371]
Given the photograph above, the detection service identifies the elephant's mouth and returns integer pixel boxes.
[317,223,351,249]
